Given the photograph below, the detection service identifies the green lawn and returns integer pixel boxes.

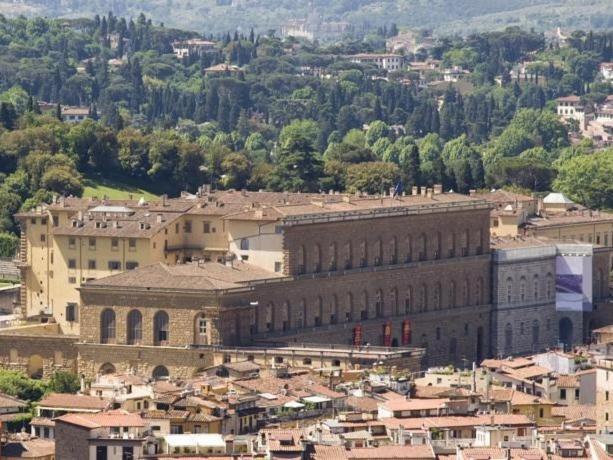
[82,177,158,201]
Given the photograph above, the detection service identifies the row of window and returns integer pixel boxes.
[178,221,217,234]
[67,237,137,250]
[503,319,549,354]
[67,259,139,271]
[295,231,484,274]
[255,279,486,333]
[505,273,554,304]
[100,310,208,346]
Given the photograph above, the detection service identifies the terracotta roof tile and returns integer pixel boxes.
[38,393,109,410]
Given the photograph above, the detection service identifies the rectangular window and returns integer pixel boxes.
[68,276,77,284]
[89,238,96,250]
[41,217,47,225]
[184,220,192,233]
[560,389,566,400]
[66,303,77,322]
[68,237,76,249]
[53,216,59,227]
[108,261,121,270]
[175,223,179,234]
[126,261,139,270]
[111,238,119,250]
[274,262,282,272]
[40,234,46,243]
[199,318,207,335]
[203,222,210,233]
[275,225,283,234]
[128,238,136,250]
[31,218,36,225]
[68,259,76,269]
[88,259,96,270]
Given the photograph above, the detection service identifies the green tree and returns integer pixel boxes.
[41,166,84,196]
[398,143,421,188]
[221,152,252,190]
[0,232,19,258]
[486,157,555,191]
[366,121,390,146]
[553,149,613,208]
[345,162,400,194]
[0,370,47,401]
[47,372,80,394]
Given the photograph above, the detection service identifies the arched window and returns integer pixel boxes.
[240,238,249,250]
[405,287,413,313]
[265,302,273,331]
[313,244,321,272]
[504,323,513,355]
[519,277,527,302]
[374,239,382,266]
[315,297,323,326]
[420,284,428,312]
[346,292,354,322]
[433,283,441,310]
[434,232,441,260]
[361,290,368,320]
[99,362,116,375]
[532,320,540,350]
[449,281,456,308]
[475,277,483,305]
[418,234,427,261]
[344,241,352,269]
[152,365,169,380]
[153,311,169,346]
[330,295,338,324]
[546,273,553,299]
[297,245,306,274]
[281,301,290,331]
[405,235,412,263]
[391,287,399,315]
[506,277,513,304]
[194,313,208,345]
[449,337,457,362]
[297,299,306,328]
[461,229,469,256]
[533,274,539,301]
[127,310,142,345]
[100,309,116,344]
[375,289,383,317]
[360,239,368,267]
[389,237,398,264]
[328,242,337,271]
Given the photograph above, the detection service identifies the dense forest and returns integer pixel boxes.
[4,0,613,36]
[0,14,612,256]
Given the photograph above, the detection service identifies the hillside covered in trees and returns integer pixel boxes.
[0,14,612,255]
[3,0,613,36]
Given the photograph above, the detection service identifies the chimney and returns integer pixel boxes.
[433,184,443,195]
[162,194,168,207]
[412,186,418,196]
[421,187,427,197]
[426,188,433,198]
[342,195,351,204]
[156,214,164,224]
[469,189,476,197]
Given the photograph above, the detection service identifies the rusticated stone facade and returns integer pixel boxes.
[77,343,215,380]
[0,325,78,378]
